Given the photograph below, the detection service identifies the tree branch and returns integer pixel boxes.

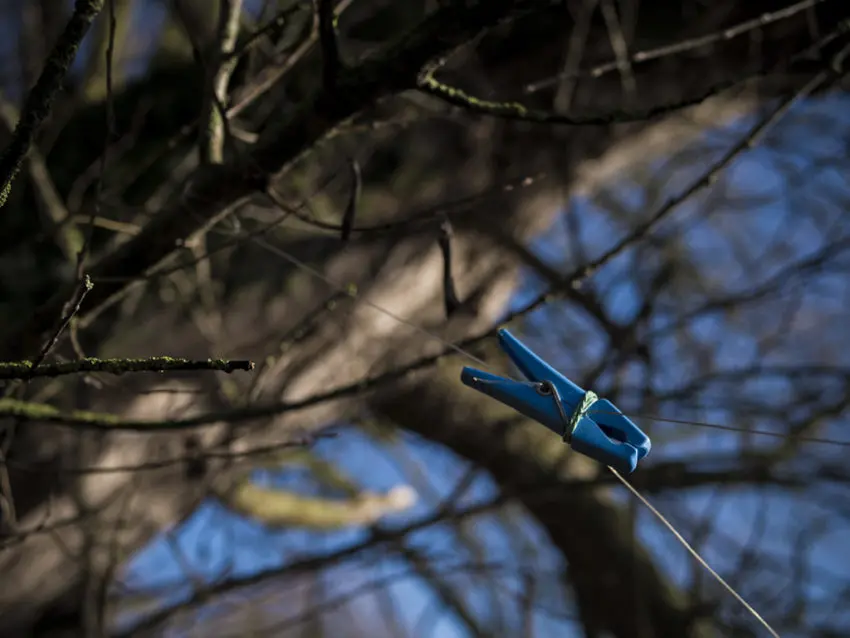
[115,455,778,637]
[0,0,105,209]
[0,357,254,380]
[199,0,243,164]
[418,62,745,126]
[218,480,416,529]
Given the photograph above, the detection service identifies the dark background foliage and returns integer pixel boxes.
[0,1,848,636]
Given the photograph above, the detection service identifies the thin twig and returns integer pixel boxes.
[340,157,361,241]
[225,3,305,61]
[200,0,244,164]
[4,431,336,475]
[317,0,342,90]
[228,0,355,117]
[524,0,830,93]
[599,0,636,101]
[438,219,462,317]
[419,60,746,126]
[29,275,94,376]
[569,69,832,285]
[77,0,118,280]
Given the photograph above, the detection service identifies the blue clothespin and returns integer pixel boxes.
[460,329,651,473]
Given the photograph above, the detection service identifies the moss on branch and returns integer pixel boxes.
[0,357,254,380]
[219,480,417,529]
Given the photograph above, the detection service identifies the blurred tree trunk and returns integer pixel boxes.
[371,369,716,638]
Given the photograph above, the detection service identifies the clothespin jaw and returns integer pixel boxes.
[460,329,651,473]
[574,398,651,473]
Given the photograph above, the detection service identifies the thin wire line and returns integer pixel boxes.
[588,411,850,448]
[254,227,850,450]
[608,466,782,638]
[251,234,780,633]
[252,236,490,368]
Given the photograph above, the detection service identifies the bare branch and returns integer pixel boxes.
[0,357,254,380]
[218,481,416,529]
[418,61,745,126]
[199,0,244,164]
[340,157,361,241]
[0,0,105,208]
[526,0,832,92]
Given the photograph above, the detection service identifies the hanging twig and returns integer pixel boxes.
[200,0,244,164]
[340,157,361,241]
[438,219,462,317]
[317,0,343,91]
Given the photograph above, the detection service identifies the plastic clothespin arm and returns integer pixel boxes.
[461,330,585,437]
[495,329,585,404]
[460,367,566,437]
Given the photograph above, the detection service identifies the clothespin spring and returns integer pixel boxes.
[535,381,598,445]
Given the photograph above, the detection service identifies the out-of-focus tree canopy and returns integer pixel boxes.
[0,1,848,636]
